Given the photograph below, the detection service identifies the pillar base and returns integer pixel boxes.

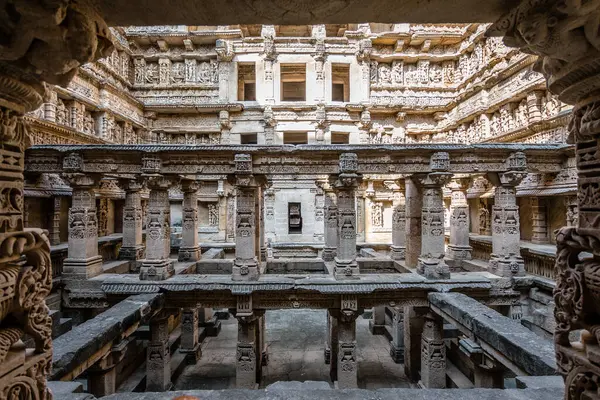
[63,256,104,279]
[232,259,259,281]
[368,320,386,335]
[178,246,201,262]
[390,245,406,260]
[489,254,525,277]
[139,259,174,281]
[260,247,268,261]
[322,247,336,261]
[119,246,145,261]
[389,343,404,363]
[180,344,202,364]
[334,258,359,279]
[446,245,472,261]
[417,256,450,279]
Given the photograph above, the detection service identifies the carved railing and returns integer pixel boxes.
[469,237,492,262]
[521,249,556,280]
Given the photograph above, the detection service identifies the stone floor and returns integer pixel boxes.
[174,310,413,390]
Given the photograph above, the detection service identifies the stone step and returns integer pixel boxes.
[55,317,73,337]
[462,258,489,272]
[102,260,130,274]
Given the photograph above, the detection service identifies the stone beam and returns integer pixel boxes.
[428,292,556,377]
[91,0,514,26]
[26,144,572,177]
[51,294,165,381]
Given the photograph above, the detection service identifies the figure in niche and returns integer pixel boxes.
[371,203,383,227]
[146,64,158,84]
[208,203,219,226]
[479,202,490,234]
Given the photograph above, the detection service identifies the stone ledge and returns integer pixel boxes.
[52,293,165,380]
[99,388,562,400]
[428,292,556,376]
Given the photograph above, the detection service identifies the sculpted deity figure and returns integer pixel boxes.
[146,63,158,84]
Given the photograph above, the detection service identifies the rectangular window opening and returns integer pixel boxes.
[238,63,256,101]
[283,132,308,145]
[288,202,302,234]
[331,132,349,144]
[332,64,350,102]
[240,133,258,144]
[281,64,306,102]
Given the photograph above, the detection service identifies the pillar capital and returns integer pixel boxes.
[144,174,174,191]
[180,177,201,193]
[64,173,101,189]
[414,172,453,188]
[118,177,144,192]
[448,177,471,192]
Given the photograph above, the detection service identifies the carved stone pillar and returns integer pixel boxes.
[146,313,172,392]
[390,180,407,260]
[336,296,360,389]
[63,173,103,279]
[216,40,234,102]
[333,153,362,279]
[404,306,427,381]
[405,177,422,268]
[389,307,405,363]
[119,179,145,262]
[325,310,338,367]
[416,168,453,279]
[565,196,578,227]
[233,154,261,281]
[179,179,201,262]
[235,296,261,389]
[369,305,385,335]
[140,176,174,281]
[0,2,112,397]
[487,159,527,277]
[180,307,201,363]
[530,196,549,244]
[322,185,338,261]
[50,196,62,245]
[261,25,277,105]
[446,178,472,265]
[420,312,446,389]
[488,4,600,395]
[87,340,126,397]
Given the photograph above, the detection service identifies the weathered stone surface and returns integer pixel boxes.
[51,294,164,380]
[428,293,556,376]
[100,387,562,400]
[266,381,332,390]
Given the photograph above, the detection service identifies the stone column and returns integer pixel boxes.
[420,312,446,389]
[565,196,578,227]
[336,296,359,389]
[489,3,600,397]
[216,39,234,102]
[179,179,201,262]
[322,186,338,261]
[405,177,422,268]
[446,178,472,265]
[87,340,126,397]
[369,305,385,335]
[389,307,404,363]
[416,169,453,279]
[0,4,109,398]
[261,25,276,104]
[146,313,172,392]
[327,311,339,380]
[530,196,549,244]
[390,180,406,260]
[180,307,201,363]
[63,173,103,279]
[333,153,362,279]
[140,176,174,281]
[235,295,260,389]
[119,179,145,262]
[258,186,267,262]
[404,306,427,381]
[50,196,62,245]
[233,154,260,281]
[487,159,527,277]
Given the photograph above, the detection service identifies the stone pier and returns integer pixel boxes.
[417,167,453,279]
[235,296,261,389]
[322,186,338,261]
[63,173,103,279]
[336,296,359,389]
[146,313,172,392]
[488,156,527,277]
[180,307,201,363]
[179,179,201,262]
[333,153,362,279]
[405,177,422,268]
[140,176,174,280]
[119,178,145,263]
[390,180,407,260]
[446,178,472,266]
[420,312,446,389]
[389,307,405,363]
